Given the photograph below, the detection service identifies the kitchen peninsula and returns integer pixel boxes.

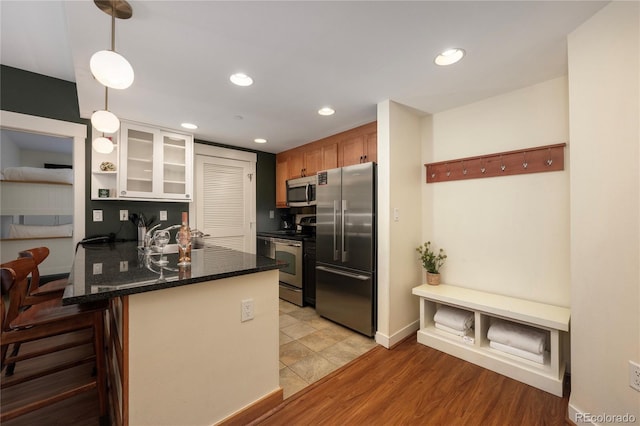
[63,242,283,425]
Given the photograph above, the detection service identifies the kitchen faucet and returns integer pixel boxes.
[144,223,183,249]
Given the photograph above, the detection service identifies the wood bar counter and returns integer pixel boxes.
[64,242,283,426]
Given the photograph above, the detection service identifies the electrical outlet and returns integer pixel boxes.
[241,298,254,322]
[92,263,103,275]
[160,210,167,221]
[93,210,103,222]
[120,210,128,221]
[119,261,128,272]
[629,361,640,392]
[269,210,274,219]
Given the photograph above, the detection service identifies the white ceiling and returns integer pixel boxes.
[1,1,607,154]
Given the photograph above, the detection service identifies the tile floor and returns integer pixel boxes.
[278,300,378,399]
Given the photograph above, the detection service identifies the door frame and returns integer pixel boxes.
[193,143,257,253]
[1,110,87,245]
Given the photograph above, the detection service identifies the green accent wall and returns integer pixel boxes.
[1,65,277,240]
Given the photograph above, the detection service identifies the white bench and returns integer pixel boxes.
[412,283,570,396]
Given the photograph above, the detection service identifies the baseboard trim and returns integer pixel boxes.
[375,320,420,349]
[567,401,590,425]
[216,388,283,426]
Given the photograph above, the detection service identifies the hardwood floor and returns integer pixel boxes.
[1,334,568,425]
[254,335,569,425]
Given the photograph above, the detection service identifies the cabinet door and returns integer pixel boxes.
[340,135,366,167]
[322,142,338,171]
[365,131,377,164]
[303,146,323,176]
[119,123,156,198]
[275,154,289,208]
[288,149,304,178]
[119,122,193,200]
[160,131,193,201]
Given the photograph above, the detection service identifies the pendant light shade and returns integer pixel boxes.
[91,109,120,133]
[90,50,134,90]
[93,136,115,154]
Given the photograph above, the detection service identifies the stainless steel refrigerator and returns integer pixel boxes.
[315,162,376,336]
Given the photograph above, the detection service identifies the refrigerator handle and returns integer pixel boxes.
[341,199,347,262]
[316,265,369,281]
[333,200,339,261]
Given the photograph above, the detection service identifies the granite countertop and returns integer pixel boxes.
[63,241,283,305]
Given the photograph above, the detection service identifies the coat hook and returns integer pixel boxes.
[546,148,553,166]
[500,155,506,172]
[480,157,486,174]
[462,160,467,175]
[522,152,528,169]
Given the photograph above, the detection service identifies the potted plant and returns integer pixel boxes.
[416,241,447,285]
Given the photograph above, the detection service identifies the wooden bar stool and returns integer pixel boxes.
[4,247,72,377]
[0,257,108,422]
[19,247,69,304]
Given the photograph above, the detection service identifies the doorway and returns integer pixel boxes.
[0,110,86,273]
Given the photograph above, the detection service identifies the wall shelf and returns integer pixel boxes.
[425,143,566,183]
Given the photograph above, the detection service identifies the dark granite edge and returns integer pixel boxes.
[62,262,282,305]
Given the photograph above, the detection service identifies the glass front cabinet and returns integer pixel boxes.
[118,122,193,201]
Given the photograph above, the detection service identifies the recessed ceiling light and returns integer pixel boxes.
[230,73,253,86]
[318,107,335,116]
[181,122,198,130]
[434,48,465,66]
[254,138,267,144]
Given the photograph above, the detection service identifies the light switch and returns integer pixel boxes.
[269,210,274,219]
[393,208,400,222]
[160,210,168,221]
[93,210,103,222]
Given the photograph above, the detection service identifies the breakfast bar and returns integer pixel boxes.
[63,242,283,425]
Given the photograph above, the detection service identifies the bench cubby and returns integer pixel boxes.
[412,284,570,396]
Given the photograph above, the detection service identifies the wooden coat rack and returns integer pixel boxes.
[425,143,566,183]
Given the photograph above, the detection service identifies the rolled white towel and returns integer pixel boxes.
[435,322,470,337]
[489,341,546,364]
[433,305,474,331]
[487,320,547,355]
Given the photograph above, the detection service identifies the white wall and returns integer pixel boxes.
[422,77,570,307]
[376,100,424,347]
[128,270,280,425]
[567,2,640,421]
[20,149,72,168]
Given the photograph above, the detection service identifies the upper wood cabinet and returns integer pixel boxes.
[275,121,376,208]
[339,126,377,167]
[275,154,290,208]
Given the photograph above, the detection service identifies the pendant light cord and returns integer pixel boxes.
[111,1,116,51]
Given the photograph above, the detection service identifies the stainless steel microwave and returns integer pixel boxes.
[286,175,317,207]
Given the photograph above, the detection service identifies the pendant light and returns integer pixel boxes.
[91,0,132,154]
[90,0,134,90]
[91,86,120,133]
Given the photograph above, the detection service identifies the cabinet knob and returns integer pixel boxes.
[121,190,126,195]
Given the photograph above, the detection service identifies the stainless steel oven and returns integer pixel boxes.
[274,238,303,306]
[258,235,304,306]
